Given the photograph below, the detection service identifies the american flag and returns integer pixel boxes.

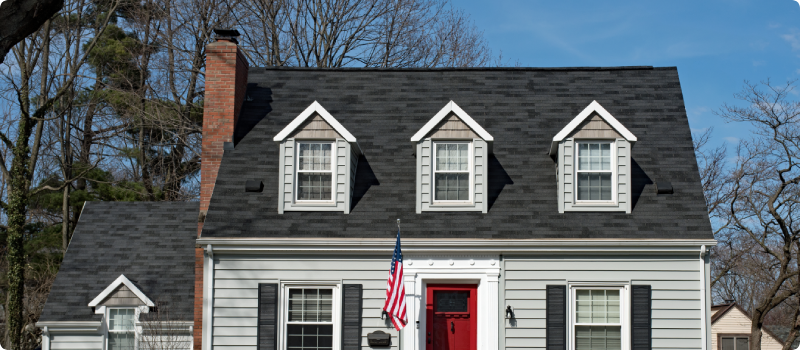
[383,229,407,331]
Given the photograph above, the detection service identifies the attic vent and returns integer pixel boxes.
[655,182,673,194]
[245,180,263,192]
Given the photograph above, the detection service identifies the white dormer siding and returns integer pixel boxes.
[274,102,360,214]
[551,101,637,214]
[412,102,492,214]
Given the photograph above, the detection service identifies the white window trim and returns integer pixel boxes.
[104,307,142,350]
[279,283,342,350]
[567,283,630,350]
[432,141,473,204]
[294,141,337,204]
[573,140,617,204]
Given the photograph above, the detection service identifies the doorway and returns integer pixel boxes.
[425,284,477,350]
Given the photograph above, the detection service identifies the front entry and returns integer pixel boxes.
[425,284,477,350]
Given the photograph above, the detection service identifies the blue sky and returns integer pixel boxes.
[459,0,800,148]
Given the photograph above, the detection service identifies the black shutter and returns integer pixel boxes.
[546,285,567,350]
[257,283,279,350]
[631,285,652,350]
[341,284,363,350]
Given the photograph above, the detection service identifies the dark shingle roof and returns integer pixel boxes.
[39,201,198,322]
[202,66,713,240]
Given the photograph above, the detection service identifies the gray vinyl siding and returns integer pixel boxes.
[503,255,702,350]
[558,138,631,213]
[278,138,352,213]
[416,138,487,213]
[48,333,103,350]
[211,255,398,350]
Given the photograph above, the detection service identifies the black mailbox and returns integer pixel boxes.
[367,330,391,347]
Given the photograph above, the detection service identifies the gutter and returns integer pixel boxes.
[195,238,718,254]
[35,321,101,332]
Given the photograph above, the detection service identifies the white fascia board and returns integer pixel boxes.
[549,100,637,155]
[87,274,155,307]
[273,101,357,143]
[196,237,717,255]
[410,101,494,142]
[35,321,102,331]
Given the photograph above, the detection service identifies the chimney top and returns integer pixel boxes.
[213,28,241,43]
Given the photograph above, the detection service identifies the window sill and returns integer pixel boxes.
[429,202,475,207]
[291,202,337,207]
[572,202,618,207]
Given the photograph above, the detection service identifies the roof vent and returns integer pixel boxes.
[655,181,673,194]
[245,180,263,193]
[724,298,735,304]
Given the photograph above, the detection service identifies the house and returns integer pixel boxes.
[710,302,785,350]
[38,29,716,350]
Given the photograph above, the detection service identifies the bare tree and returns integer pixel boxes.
[0,0,64,64]
[714,80,800,350]
[137,303,192,350]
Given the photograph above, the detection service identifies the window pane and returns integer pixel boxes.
[297,173,332,200]
[298,143,331,171]
[109,309,135,331]
[577,173,612,201]
[575,326,621,350]
[575,290,619,324]
[435,173,469,201]
[435,143,468,171]
[721,338,735,350]
[288,289,333,323]
[578,142,611,171]
[735,337,748,350]
[109,332,135,350]
[286,325,333,350]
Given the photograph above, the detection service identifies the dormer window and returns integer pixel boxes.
[551,101,637,213]
[297,142,334,201]
[411,101,493,213]
[434,142,471,202]
[576,141,613,202]
[274,101,360,214]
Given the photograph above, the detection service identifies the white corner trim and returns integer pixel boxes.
[410,101,494,142]
[88,274,155,307]
[550,101,637,155]
[273,101,357,142]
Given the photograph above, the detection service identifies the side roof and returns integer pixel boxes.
[203,66,713,240]
[39,201,198,322]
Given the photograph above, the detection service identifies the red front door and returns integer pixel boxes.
[426,284,477,350]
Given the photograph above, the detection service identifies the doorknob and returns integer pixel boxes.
[451,321,454,332]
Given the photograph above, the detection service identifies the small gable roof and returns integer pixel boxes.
[549,100,637,155]
[273,101,357,142]
[410,100,493,142]
[88,274,154,307]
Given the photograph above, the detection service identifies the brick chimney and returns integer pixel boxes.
[195,28,248,350]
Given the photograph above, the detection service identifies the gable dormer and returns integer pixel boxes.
[274,101,361,214]
[550,101,637,213]
[411,101,493,213]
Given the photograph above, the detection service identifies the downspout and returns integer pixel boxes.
[700,245,708,350]
[204,245,215,350]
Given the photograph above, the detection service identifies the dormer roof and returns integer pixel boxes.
[549,100,637,155]
[88,274,154,307]
[273,101,357,142]
[410,101,493,142]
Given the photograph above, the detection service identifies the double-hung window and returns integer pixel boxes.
[576,142,614,202]
[108,308,136,350]
[285,287,337,350]
[433,142,471,202]
[573,289,622,350]
[720,336,749,350]
[296,142,334,202]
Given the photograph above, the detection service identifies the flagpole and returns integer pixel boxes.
[397,218,402,350]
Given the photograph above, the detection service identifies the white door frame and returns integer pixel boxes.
[402,256,500,350]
